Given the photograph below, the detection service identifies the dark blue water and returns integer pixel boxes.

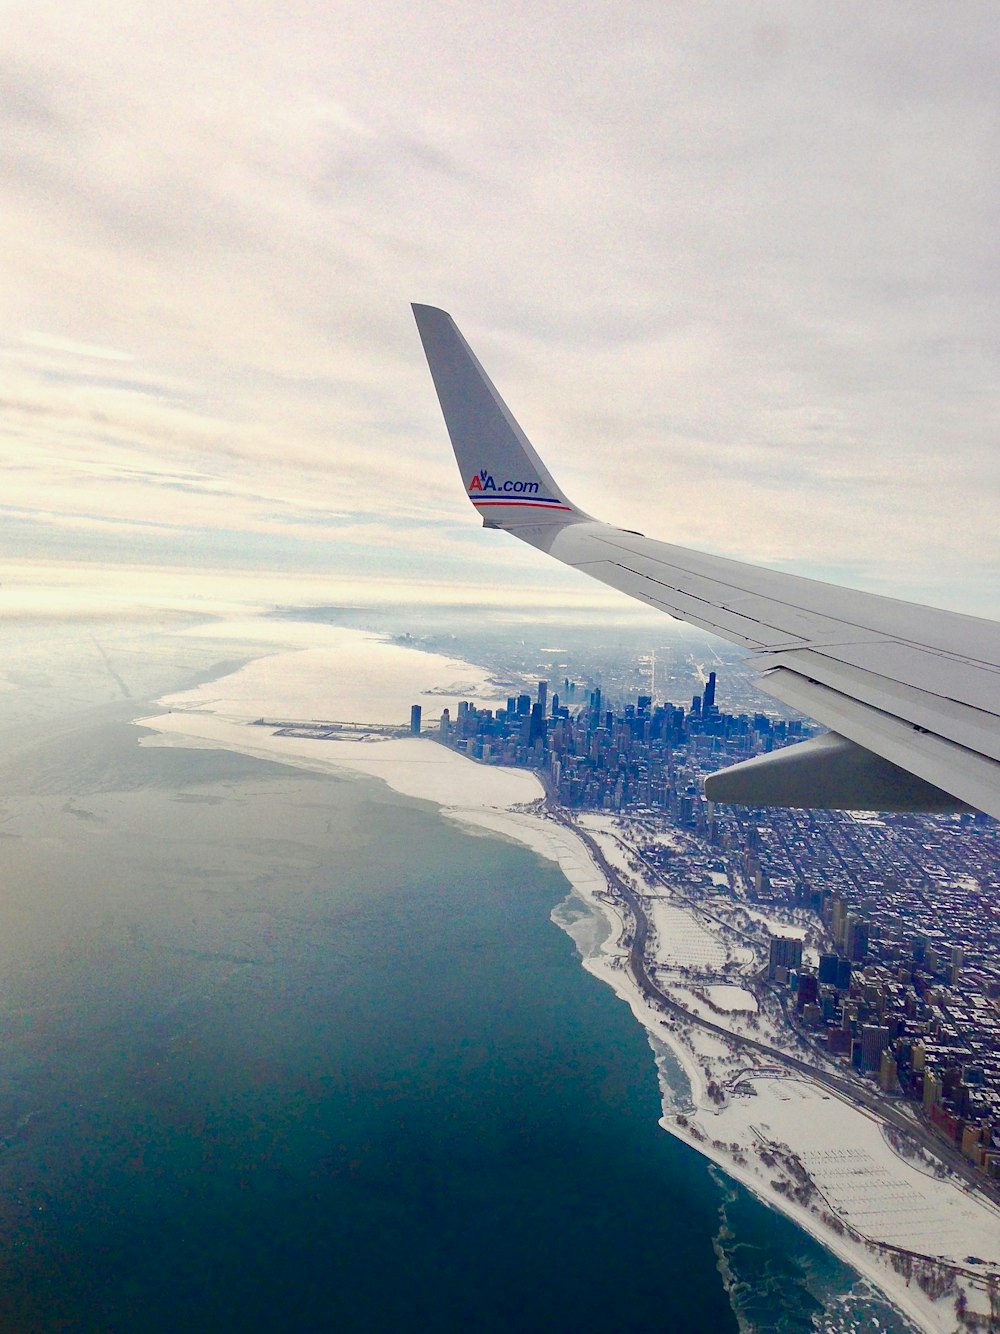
[0,723,918,1332]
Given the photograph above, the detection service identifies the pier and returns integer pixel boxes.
[252,717,409,738]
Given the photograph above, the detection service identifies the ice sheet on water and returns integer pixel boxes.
[709,1167,922,1334]
[550,890,613,962]
[649,1033,694,1115]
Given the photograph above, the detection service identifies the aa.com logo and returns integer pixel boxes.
[468,470,540,495]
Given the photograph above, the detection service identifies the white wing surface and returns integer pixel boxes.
[412,304,1000,819]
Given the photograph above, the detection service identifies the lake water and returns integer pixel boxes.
[0,693,919,1331]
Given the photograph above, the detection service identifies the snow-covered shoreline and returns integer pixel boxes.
[557,881,969,1334]
[138,618,1000,1334]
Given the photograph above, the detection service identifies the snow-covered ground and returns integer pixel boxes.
[705,985,757,1012]
[649,900,728,969]
[716,1075,999,1256]
[138,618,1000,1334]
[573,818,1000,1334]
[744,907,809,939]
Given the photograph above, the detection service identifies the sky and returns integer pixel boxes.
[2,2,998,620]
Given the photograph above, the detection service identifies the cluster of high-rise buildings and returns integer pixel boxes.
[767,913,1000,1173]
[759,820,1000,1176]
[433,672,807,817]
[420,664,1000,1178]
[694,723,1000,1178]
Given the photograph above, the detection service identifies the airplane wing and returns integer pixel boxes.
[412,303,1000,820]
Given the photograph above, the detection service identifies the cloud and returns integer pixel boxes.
[22,333,134,361]
[0,3,996,617]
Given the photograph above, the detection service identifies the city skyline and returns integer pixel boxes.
[425,658,1000,1190]
[3,4,998,621]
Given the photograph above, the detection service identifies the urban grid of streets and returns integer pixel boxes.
[556,806,1000,1207]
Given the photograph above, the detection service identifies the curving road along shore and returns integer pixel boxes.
[549,805,1000,1216]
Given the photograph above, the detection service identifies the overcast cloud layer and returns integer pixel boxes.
[2,2,997,616]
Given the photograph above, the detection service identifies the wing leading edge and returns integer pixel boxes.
[412,303,1000,820]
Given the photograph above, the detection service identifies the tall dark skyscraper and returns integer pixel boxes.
[846,916,870,963]
[796,971,819,1011]
[768,935,803,979]
[528,702,546,745]
[818,953,839,986]
[703,671,716,712]
[859,1025,890,1072]
[409,705,422,735]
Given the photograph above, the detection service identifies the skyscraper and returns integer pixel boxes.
[818,953,839,986]
[950,945,964,987]
[859,1025,890,1072]
[769,935,803,980]
[703,671,716,712]
[796,971,819,1010]
[845,915,870,963]
[529,702,546,745]
[409,705,422,735]
[829,894,846,947]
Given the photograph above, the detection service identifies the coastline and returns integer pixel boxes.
[137,619,999,1334]
[446,806,999,1334]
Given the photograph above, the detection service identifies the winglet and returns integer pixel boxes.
[412,304,587,529]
